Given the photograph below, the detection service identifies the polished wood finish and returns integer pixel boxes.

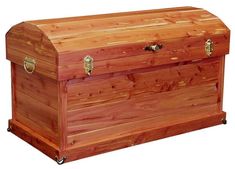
[6,7,230,164]
[6,6,230,80]
[14,64,58,144]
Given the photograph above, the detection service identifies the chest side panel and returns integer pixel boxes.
[6,22,58,79]
[13,64,59,145]
[66,57,222,148]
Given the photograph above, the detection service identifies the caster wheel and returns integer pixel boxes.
[56,156,66,165]
[7,127,11,132]
[222,119,227,125]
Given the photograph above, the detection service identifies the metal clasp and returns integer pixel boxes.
[205,39,214,56]
[24,57,36,74]
[84,55,94,76]
[144,44,163,52]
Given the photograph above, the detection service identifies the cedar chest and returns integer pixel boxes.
[6,6,230,164]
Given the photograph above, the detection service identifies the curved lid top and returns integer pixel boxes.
[28,6,230,52]
[6,6,230,80]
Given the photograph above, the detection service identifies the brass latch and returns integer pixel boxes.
[144,44,163,52]
[24,57,36,74]
[205,39,214,56]
[84,55,94,76]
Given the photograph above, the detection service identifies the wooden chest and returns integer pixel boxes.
[6,6,230,164]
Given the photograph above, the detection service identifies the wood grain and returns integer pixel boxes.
[64,108,225,162]
[15,65,58,109]
[39,9,210,39]
[11,63,16,119]
[57,33,229,80]
[6,7,230,80]
[218,56,225,111]
[6,7,229,163]
[28,7,198,25]
[14,65,59,144]
[67,82,218,148]
[6,22,58,79]
[65,58,221,149]
[9,120,60,161]
[58,81,68,151]
[67,57,220,110]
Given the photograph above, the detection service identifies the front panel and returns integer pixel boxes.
[66,57,223,149]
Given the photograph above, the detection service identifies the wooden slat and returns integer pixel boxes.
[218,56,225,111]
[38,8,208,39]
[58,31,229,64]
[52,20,227,52]
[66,58,220,140]
[14,65,59,144]
[6,22,58,79]
[15,65,58,109]
[57,32,229,80]
[6,22,57,63]
[28,7,198,25]
[6,7,230,80]
[7,47,57,79]
[11,63,16,119]
[64,109,225,162]
[15,90,58,144]
[67,103,222,149]
[67,58,220,110]
[9,120,60,161]
[58,81,68,151]
[67,82,218,138]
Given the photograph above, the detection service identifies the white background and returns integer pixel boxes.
[0,0,234,168]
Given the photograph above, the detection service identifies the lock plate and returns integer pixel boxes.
[84,55,94,76]
[205,39,214,56]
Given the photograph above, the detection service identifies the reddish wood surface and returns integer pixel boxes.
[218,56,225,111]
[57,81,68,151]
[9,120,60,160]
[28,7,198,25]
[67,82,219,148]
[64,109,225,162]
[11,63,16,119]
[6,7,230,164]
[14,64,59,144]
[67,57,219,110]
[6,22,57,79]
[66,58,220,139]
[6,6,230,80]
[9,107,226,163]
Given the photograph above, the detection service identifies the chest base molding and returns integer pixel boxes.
[8,107,226,163]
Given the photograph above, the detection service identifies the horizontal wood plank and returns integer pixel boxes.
[6,7,230,80]
[64,109,225,162]
[57,33,229,80]
[67,58,220,110]
[66,58,220,144]
[52,20,228,52]
[15,90,58,144]
[39,8,208,39]
[67,103,222,149]
[14,65,59,144]
[29,7,198,25]
[15,65,58,109]
[9,120,60,160]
